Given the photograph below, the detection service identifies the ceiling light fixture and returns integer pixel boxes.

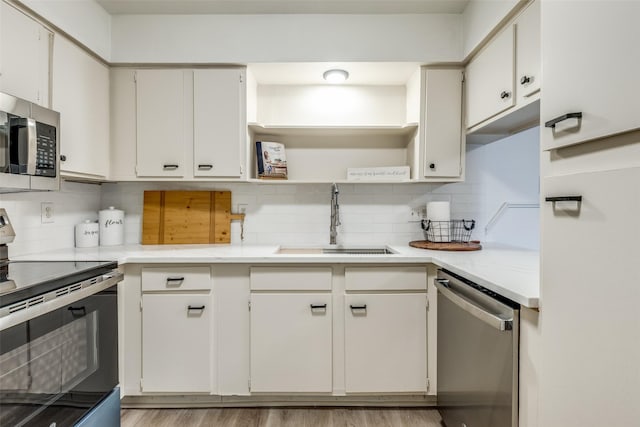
[323,69,349,84]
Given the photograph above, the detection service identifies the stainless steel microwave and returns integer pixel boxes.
[0,92,60,192]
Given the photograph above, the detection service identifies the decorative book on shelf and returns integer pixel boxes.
[256,141,288,179]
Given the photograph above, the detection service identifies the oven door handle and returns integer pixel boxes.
[435,278,512,331]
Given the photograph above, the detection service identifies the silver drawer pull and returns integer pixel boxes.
[163,164,179,170]
[166,276,184,286]
[198,164,213,170]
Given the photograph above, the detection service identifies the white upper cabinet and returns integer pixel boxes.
[464,1,541,143]
[113,67,247,180]
[193,69,245,178]
[0,2,51,107]
[422,68,463,179]
[515,0,540,103]
[465,26,515,129]
[53,36,109,179]
[541,1,640,150]
[135,69,187,177]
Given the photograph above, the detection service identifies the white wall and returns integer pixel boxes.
[0,181,102,257]
[466,126,540,249]
[257,85,406,126]
[18,0,111,60]
[462,0,522,58]
[110,14,462,63]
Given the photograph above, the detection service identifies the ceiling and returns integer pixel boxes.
[96,0,470,15]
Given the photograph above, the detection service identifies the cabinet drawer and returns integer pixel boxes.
[250,267,332,291]
[345,267,427,291]
[141,267,211,292]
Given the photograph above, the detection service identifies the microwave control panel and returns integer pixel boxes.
[36,123,56,177]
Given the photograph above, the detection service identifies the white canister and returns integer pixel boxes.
[75,220,99,248]
[99,206,125,246]
[426,201,451,242]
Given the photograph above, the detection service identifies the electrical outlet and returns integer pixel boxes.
[41,202,54,224]
[409,207,426,222]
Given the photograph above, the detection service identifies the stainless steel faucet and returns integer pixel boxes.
[329,183,341,245]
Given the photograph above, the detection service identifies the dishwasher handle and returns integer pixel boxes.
[435,278,512,331]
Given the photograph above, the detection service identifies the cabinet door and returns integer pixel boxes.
[345,293,427,393]
[250,293,332,392]
[515,0,540,102]
[109,68,137,180]
[141,294,211,392]
[53,37,109,179]
[540,168,640,426]
[465,26,515,129]
[136,69,186,177]
[193,69,245,178]
[541,2,640,150]
[423,68,463,178]
[0,3,50,106]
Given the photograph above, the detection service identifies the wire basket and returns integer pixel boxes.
[421,219,476,243]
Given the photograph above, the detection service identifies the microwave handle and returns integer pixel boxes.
[26,118,37,175]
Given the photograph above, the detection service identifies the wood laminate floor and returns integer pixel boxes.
[121,408,443,427]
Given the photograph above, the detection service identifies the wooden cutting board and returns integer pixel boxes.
[143,191,243,245]
[409,240,482,251]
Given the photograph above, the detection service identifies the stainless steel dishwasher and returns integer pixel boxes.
[435,269,519,427]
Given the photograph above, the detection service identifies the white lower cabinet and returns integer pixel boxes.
[140,266,213,393]
[141,294,212,393]
[540,167,640,426]
[250,292,332,393]
[345,293,427,393]
[344,266,428,393]
[126,264,432,398]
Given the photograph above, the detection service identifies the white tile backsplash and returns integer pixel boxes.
[99,180,483,247]
[0,181,102,257]
[0,129,540,256]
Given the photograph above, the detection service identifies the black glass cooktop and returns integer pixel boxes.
[0,261,118,308]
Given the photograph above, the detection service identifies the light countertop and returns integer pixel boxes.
[13,243,539,308]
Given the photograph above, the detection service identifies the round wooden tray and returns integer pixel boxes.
[409,240,482,251]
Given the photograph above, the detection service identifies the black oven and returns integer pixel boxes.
[0,261,122,427]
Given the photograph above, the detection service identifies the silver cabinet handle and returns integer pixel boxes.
[163,164,179,170]
[166,276,184,286]
[434,278,512,331]
[198,164,213,170]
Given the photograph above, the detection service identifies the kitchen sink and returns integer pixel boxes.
[275,247,396,255]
